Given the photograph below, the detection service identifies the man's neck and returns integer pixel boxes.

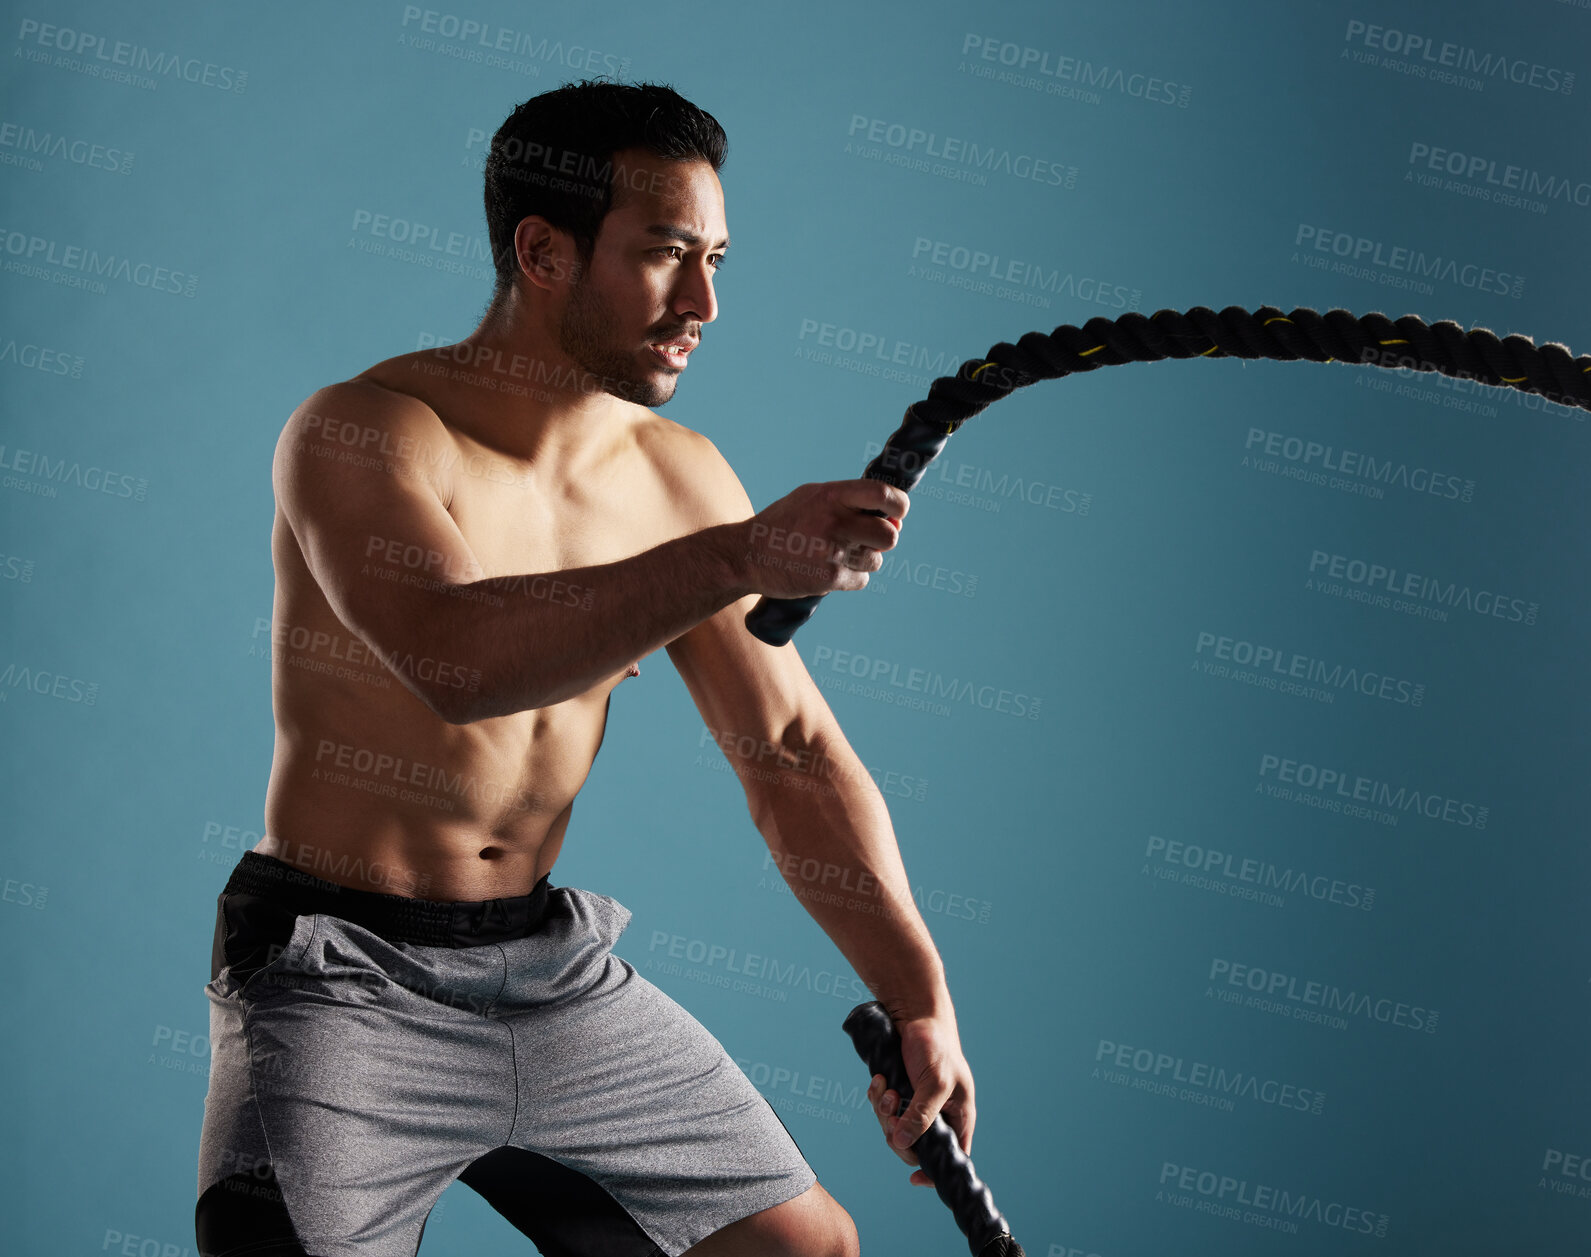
[436,305,632,472]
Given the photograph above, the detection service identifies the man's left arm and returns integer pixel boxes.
[663,434,975,1181]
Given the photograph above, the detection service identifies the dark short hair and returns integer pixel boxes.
[483,79,728,301]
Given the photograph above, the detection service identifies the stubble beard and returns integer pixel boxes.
[556,265,679,409]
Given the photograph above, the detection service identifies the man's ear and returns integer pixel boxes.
[512,216,580,292]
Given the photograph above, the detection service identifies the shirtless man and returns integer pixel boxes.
[196,80,974,1257]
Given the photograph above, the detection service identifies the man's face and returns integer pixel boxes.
[556,150,727,408]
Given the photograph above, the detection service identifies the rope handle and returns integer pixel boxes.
[843,1001,1025,1256]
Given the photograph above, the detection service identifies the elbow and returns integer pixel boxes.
[425,660,494,724]
[430,687,478,725]
[412,639,484,724]
[430,675,553,724]
[405,597,558,722]
[396,671,475,725]
[745,787,777,836]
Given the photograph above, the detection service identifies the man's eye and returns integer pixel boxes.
[655,246,725,269]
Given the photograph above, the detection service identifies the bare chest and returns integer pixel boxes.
[437,432,680,580]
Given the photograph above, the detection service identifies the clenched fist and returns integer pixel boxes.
[737,478,909,600]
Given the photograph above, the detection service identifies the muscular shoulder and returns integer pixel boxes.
[634,413,755,530]
[275,377,458,502]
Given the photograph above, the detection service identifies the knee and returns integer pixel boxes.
[684,1182,858,1257]
[754,1210,856,1257]
[827,1207,860,1257]
[770,1185,858,1257]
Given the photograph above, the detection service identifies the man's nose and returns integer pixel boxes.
[673,260,718,324]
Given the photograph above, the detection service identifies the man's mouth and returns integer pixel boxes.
[648,334,697,369]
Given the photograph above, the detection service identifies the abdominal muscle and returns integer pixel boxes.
[257,678,613,903]
[255,495,636,903]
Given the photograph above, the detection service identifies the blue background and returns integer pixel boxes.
[2,0,1589,1253]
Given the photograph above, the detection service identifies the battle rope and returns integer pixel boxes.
[844,1002,1024,1256]
[745,304,1591,645]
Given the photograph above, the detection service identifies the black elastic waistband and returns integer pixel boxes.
[223,851,553,947]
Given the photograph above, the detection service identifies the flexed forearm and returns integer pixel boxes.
[740,729,951,1020]
[438,523,749,720]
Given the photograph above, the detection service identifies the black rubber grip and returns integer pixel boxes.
[743,405,956,646]
[842,1001,1023,1257]
[743,592,825,647]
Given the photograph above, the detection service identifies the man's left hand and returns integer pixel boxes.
[864,1010,975,1187]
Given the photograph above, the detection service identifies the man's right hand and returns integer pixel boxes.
[735,479,909,599]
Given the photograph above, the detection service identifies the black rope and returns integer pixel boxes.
[744,304,1590,646]
[864,303,1591,489]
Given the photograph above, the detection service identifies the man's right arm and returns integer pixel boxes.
[273,382,904,724]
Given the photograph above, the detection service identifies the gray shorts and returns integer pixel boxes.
[197,853,815,1256]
